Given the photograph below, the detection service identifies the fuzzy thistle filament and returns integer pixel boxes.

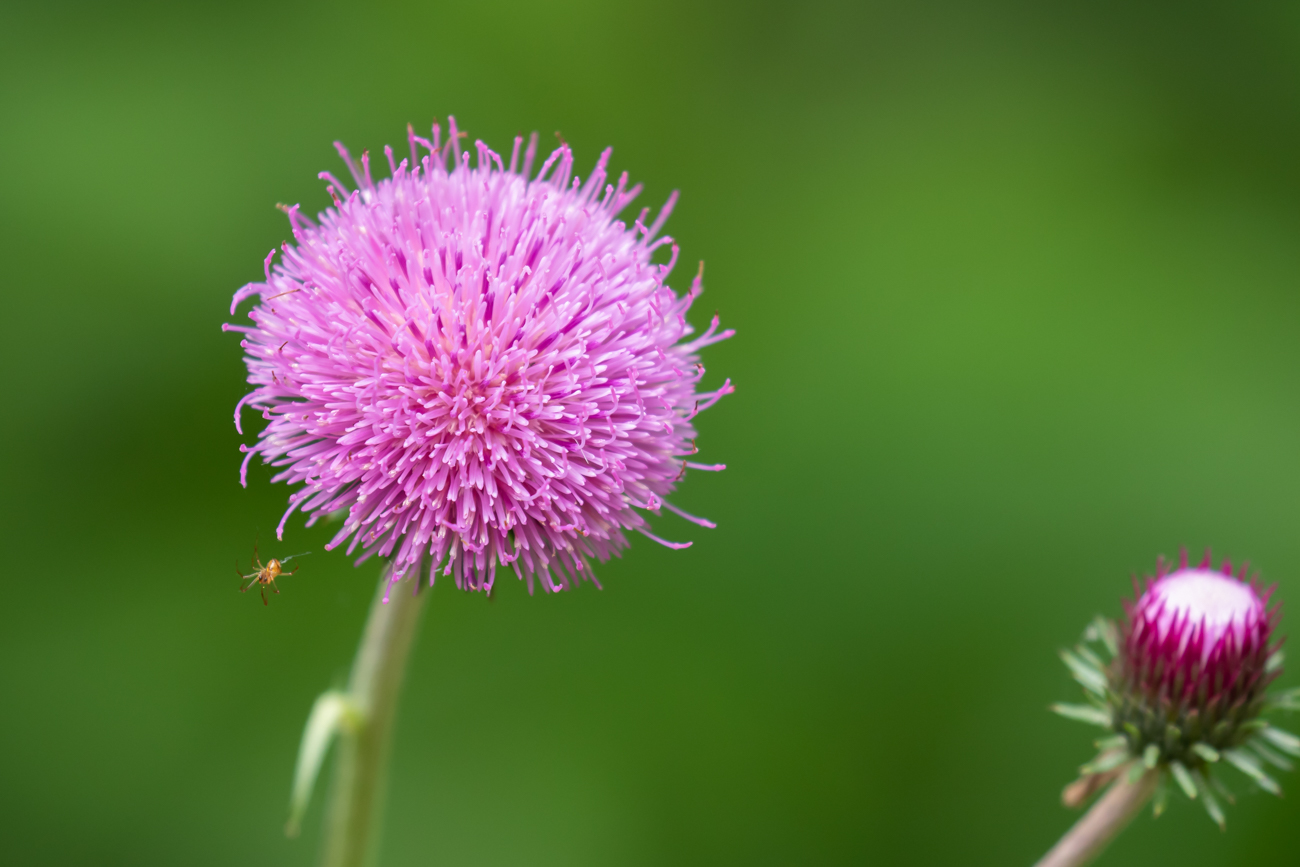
[225,119,733,595]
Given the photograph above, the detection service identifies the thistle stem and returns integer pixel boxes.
[1033,767,1159,867]
[322,572,429,867]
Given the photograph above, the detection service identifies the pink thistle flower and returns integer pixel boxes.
[224,118,733,596]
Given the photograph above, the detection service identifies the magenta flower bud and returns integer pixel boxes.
[1052,551,1300,828]
[1118,561,1274,746]
[224,119,733,596]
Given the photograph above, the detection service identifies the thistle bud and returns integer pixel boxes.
[1052,551,1300,829]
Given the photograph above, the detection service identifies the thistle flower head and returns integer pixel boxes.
[224,118,733,595]
[1052,551,1300,828]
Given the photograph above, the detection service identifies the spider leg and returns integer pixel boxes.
[286,564,299,576]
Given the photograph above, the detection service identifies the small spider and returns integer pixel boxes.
[237,541,309,605]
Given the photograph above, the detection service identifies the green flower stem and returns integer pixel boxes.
[322,571,429,867]
[1034,766,1159,867]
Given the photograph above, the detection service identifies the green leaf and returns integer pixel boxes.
[1060,649,1108,697]
[1237,719,1267,737]
[1249,740,1294,772]
[1191,743,1220,763]
[1143,744,1160,769]
[1152,776,1168,818]
[1222,749,1282,796]
[1170,761,1198,799]
[1126,761,1147,784]
[1195,770,1226,831]
[1050,703,1112,727]
[1267,686,1300,711]
[285,690,363,837]
[1210,774,1237,806]
[1267,649,1285,673]
[1081,750,1129,775]
[1259,725,1300,757]
[1094,735,1127,751]
[1075,644,1105,673]
[1091,616,1118,658]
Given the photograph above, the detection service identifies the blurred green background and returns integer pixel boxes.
[4,0,1300,864]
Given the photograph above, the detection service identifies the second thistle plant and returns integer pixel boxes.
[1052,551,1300,829]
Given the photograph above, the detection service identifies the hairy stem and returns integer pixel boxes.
[1034,767,1159,867]
[322,573,429,867]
